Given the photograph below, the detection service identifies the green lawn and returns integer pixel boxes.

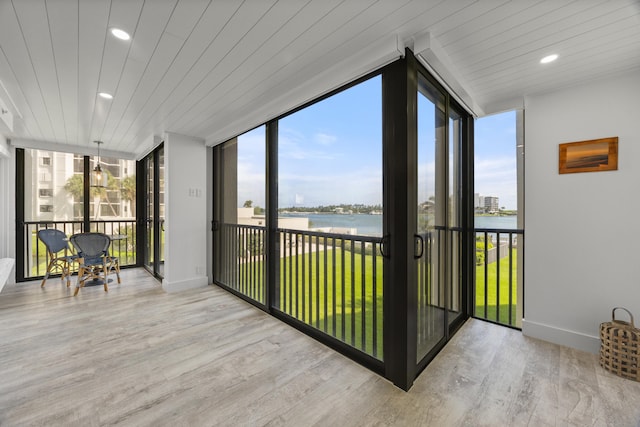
[278,246,384,358]
[475,249,519,326]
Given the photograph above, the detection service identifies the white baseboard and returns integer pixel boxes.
[162,275,208,293]
[522,319,600,354]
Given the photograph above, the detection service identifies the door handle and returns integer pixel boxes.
[379,234,390,258]
[414,234,424,259]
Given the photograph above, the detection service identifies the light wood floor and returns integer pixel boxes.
[1,269,639,426]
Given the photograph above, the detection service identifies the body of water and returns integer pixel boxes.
[280,213,383,236]
[280,213,519,236]
[474,215,518,229]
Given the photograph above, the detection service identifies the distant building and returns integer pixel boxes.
[484,196,499,213]
[475,193,500,213]
[474,193,484,210]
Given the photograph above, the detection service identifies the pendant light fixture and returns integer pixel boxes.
[91,140,107,188]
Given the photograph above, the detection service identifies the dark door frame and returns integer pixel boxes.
[139,143,164,279]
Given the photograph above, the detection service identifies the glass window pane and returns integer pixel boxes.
[276,75,383,359]
[474,111,517,221]
[144,153,154,271]
[237,127,266,225]
[24,149,83,222]
[278,76,382,236]
[22,148,137,279]
[88,155,136,223]
[416,81,447,362]
[158,146,165,276]
[87,154,137,266]
[474,111,520,327]
[214,126,266,305]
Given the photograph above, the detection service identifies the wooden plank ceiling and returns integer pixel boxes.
[0,0,638,157]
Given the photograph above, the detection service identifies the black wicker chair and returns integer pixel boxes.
[69,232,121,296]
[37,229,77,288]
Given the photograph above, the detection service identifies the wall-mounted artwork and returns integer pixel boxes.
[559,137,618,174]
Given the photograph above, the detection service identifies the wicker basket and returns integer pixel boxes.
[600,307,639,381]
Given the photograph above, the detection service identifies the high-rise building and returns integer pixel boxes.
[484,196,499,213]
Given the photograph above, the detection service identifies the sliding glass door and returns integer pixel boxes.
[447,105,465,329]
[142,144,164,279]
[144,151,154,273]
[416,79,447,360]
[415,73,467,365]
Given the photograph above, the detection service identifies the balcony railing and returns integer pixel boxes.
[214,223,522,356]
[214,223,266,304]
[416,227,464,356]
[22,220,137,280]
[213,223,383,360]
[278,228,383,360]
[474,228,524,328]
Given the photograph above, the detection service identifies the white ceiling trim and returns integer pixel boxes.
[10,137,137,161]
[134,134,164,161]
[414,32,484,117]
[481,96,525,117]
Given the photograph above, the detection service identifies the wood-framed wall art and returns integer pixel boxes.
[559,136,618,174]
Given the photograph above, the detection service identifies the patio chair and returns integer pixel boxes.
[37,229,77,288]
[69,232,121,296]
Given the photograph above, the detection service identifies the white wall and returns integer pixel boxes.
[163,132,209,293]
[523,71,640,353]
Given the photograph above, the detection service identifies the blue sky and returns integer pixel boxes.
[475,110,517,209]
[277,76,382,208]
[237,76,517,210]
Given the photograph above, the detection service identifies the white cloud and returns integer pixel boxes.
[278,129,335,160]
[237,161,266,207]
[474,156,518,209]
[314,132,337,145]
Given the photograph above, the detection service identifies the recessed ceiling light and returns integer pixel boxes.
[110,28,130,41]
[98,92,113,100]
[540,54,558,64]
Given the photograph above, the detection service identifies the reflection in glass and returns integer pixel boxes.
[416,82,446,361]
[448,108,463,327]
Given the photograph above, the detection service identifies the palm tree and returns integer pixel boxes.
[63,174,84,219]
[64,171,120,219]
[121,175,136,218]
[99,172,121,218]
